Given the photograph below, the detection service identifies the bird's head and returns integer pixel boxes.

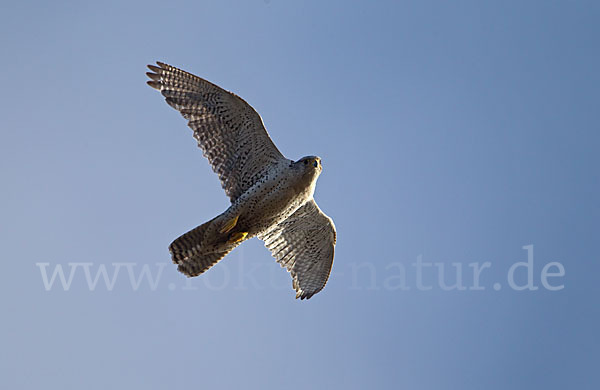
[295,156,322,178]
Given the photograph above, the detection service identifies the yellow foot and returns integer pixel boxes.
[227,232,248,244]
[219,215,239,234]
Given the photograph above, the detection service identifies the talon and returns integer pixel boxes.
[227,232,248,244]
[219,215,239,234]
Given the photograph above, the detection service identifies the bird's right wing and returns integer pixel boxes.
[147,62,285,202]
[260,200,336,300]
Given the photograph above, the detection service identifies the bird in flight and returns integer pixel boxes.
[146,62,336,299]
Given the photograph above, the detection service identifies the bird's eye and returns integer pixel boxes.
[313,160,318,167]
[304,160,308,165]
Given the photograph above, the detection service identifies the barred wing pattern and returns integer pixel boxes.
[260,200,337,299]
[147,62,285,202]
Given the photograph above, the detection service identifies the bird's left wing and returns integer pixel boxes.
[259,200,336,300]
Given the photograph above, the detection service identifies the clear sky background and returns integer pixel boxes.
[1,1,599,389]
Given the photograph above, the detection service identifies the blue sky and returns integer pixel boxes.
[1,1,599,389]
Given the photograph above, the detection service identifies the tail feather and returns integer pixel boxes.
[169,218,232,277]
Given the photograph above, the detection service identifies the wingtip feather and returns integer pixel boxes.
[146,72,161,81]
[147,80,161,90]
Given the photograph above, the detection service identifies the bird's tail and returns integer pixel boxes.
[169,217,235,277]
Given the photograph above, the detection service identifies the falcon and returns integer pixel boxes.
[146,62,336,299]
